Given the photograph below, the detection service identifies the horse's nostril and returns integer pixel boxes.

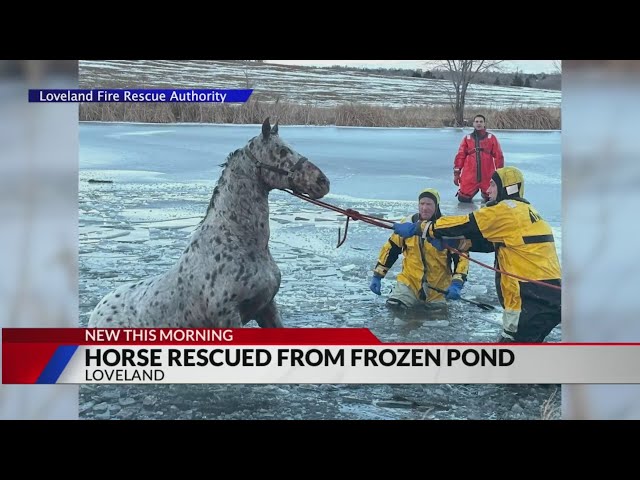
[317,176,328,186]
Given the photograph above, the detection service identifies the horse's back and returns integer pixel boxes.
[88,284,136,327]
[88,274,164,328]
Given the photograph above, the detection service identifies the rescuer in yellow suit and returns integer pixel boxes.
[369,188,469,309]
[392,168,561,342]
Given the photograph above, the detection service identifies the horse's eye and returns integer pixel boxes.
[279,148,290,158]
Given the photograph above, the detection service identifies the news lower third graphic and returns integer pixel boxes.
[3,328,640,385]
[28,89,253,103]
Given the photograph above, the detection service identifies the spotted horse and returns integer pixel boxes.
[88,118,330,328]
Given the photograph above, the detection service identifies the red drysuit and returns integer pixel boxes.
[453,129,504,202]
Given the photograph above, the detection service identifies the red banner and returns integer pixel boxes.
[2,328,383,345]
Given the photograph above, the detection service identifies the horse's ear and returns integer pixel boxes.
[271,120,279,135]
[262,118,271,139]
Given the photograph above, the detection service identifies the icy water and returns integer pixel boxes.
[79,122,562,420]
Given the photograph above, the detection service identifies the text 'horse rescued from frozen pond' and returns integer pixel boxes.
[88,118,330,328]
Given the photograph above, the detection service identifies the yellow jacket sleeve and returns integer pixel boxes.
[448,251,469,283]
[374,232,405,278]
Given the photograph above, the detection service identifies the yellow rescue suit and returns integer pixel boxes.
[420,188,561,341]
[375,212,469,303]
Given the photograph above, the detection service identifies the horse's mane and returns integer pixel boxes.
[199,147,244,226]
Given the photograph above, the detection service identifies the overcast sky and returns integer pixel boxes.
[264,60,558,74]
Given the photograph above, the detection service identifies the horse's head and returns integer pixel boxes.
[246,118,330,199]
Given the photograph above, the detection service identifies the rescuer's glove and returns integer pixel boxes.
[369,275,382,295]
[445,280,463,300]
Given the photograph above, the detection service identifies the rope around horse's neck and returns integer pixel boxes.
[283,189,561,291]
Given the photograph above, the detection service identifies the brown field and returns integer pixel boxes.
[79,100,560,129]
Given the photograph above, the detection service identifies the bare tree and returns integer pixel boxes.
[425,60,504,127]
[552,60,561,75]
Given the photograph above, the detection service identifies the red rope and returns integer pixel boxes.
[444,245,562,291]
[285,190,396,229]
[283,190,561,291]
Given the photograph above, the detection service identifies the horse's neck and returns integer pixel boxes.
[201,151,271,243]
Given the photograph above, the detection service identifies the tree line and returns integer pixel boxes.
[239,60,561,91]
[328,65,561,91]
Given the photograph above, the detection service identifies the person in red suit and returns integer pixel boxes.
[453,114,505,203]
